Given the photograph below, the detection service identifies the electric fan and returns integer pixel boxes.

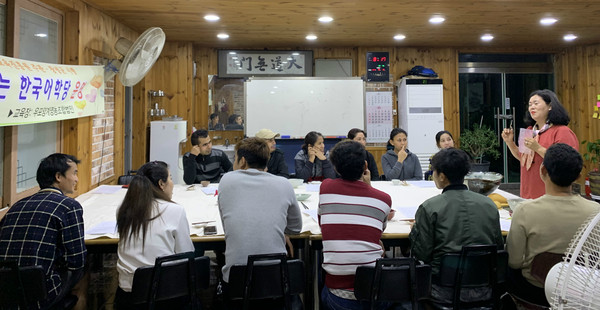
[104,27,166,86]
[545,210,600,309]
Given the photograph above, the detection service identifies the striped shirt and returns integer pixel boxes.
[318,178,391,290]
[0,188,87,306]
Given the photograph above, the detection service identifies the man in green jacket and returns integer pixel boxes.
[409,148,504,303]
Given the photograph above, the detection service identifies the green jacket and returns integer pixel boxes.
[409,184,504,275]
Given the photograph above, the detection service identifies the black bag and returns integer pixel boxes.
[407,65,438,77]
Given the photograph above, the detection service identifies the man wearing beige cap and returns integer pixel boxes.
[255,128,289,178]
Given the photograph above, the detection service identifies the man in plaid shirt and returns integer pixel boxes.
[0,153,86,309]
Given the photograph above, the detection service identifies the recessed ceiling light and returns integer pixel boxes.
[34,33,47,38]
[217,33,229,39]
[563,34,577,41]
[481,34,494,41]
[204,14,220,22]
[306,34,318,40]
[393,34,406,40]
[540,17,558,25]
[429,16,445,24]
[318,16,334,23]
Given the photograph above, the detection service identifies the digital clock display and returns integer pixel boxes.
[366,52,390,82]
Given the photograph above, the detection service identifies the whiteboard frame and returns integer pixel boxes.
[244,77,366,138]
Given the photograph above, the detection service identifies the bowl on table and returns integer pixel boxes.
[507,198,526,214]
[288,178,304,188]
[295,193,311,201]
[464,172,503,196]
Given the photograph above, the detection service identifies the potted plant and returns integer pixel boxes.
[459,124,500,172]
[582,139,600,200]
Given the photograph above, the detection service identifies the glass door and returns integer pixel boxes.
[459,72,553,183]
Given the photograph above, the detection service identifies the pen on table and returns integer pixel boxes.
[300,202,309,210]
[191,220,215,225]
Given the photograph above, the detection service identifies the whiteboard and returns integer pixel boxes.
[245,78,365,138]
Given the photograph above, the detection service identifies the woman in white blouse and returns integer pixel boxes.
[114,161,194,308]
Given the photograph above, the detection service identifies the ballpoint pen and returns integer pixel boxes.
[300,202,309,210]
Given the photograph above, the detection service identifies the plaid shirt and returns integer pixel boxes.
[0,187,86,305]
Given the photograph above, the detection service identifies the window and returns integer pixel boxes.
[3,0,63,205]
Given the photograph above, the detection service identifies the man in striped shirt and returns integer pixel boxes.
[0,153,86,309]
[319,140,392,310]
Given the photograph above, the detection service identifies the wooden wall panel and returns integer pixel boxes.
[40,0,138,195]
[132,42,194,166]
[555,44,600,180]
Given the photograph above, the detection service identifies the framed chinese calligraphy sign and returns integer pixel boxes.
[218,50,313,78]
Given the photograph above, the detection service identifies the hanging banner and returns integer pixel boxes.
[0,55,105,126]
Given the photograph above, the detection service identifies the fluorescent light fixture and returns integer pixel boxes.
[318,16,334,23]
[563,34,577,41]
[481,34,494,41]
[34,33,47,38]
[429,16,445,24]
[393,34,406,40]
[217,33,229,39]
[306,34,318,40]
[540,17,558,25]
[204,14,220,22]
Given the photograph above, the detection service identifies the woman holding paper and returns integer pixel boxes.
[114,161,194,308]
[501,89,578,199]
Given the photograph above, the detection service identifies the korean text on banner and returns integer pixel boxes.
[0,55,105,126]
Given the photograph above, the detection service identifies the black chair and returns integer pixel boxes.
[130,252,210,310]
[0,260,77,310]
[117,170,137,185]
[227,253,304,310]
[431,245,508,310]
[355,257,432,310]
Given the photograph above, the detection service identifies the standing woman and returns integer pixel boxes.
[115,161,194,308]
[348,128,380,180]
[382,128,423,180]
[424,130,455,180]
[294,131,336,182]
[501,89,578,199]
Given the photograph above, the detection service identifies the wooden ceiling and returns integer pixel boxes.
[81,0,600,48]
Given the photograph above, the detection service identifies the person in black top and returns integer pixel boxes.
[182,129,232,184]
[225,114,244,130]
[208,113,225,131]
[347,128,380,180]
[255,128,289,178]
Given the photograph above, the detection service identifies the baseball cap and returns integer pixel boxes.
[255,129,280,139]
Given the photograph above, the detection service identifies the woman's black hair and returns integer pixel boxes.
[302,131,323,153]
[116,161,172,248]
[389,128,408,141]
[347,128,366,140]
[435,130,453,148]
[524,89,570,127]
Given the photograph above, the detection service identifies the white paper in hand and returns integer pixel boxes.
[518,128,534,154]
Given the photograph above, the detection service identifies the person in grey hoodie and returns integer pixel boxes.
[381,128,423,180]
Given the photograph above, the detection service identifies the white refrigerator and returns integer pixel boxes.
[150,120,187,184]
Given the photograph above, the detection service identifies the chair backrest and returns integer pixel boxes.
[530,252,563,285]
[0,261,47,308]
[437,245,508,308]
[227,253,304,310]
[130,252,210,310]
[355,258,432,310]
[117,170,137,185]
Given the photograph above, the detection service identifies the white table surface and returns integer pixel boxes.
[78,180,517,241]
